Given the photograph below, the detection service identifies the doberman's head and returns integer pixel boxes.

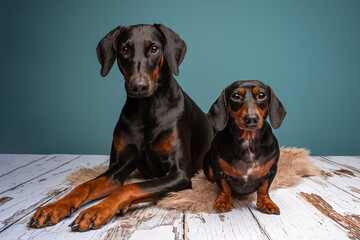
[208,80,286,132]
[96,24,187,98]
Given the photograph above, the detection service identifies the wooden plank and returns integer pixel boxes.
[310,156,360,199]
[246,175,358,240]
[0,154,81,194]
[0,155,109,233]
[119,206,183,240]
[0,154,46,177]
[184,206,270,240]
[320,156,360,173]
[129,225,179,240]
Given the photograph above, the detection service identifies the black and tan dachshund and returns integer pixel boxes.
[30,24,213,231]
[203,80,286,214]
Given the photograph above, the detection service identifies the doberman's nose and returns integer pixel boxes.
[244,114,259,126]
[130,78,149,95]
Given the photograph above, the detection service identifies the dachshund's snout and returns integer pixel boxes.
[243,104,260,128]
[244,114,259,127]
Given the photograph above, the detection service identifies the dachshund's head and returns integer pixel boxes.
[208,80,286,132]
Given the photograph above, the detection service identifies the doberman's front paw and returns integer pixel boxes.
[69,204,117,231]
[256,198,280,215]
[214,199,232,213]
[29,203,75,228]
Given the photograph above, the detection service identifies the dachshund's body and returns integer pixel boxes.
[30,24,213,231]
[204,80,286,214]
[206,121,279,196]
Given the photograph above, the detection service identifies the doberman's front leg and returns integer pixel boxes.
[29,175,120,228]
[30,132,137,228]
[70,171,191,231]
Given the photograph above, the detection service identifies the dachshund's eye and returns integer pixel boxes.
[150,46,159,54]
[231,93,240,100]
[120,46,129,55]
[258,92,266,99]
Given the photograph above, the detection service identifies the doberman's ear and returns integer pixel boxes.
[268,86,286,129]
[208,90,229,132]
[154,24,187,76]
[96,25,125,77]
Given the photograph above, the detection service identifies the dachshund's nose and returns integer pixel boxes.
[244,114,259,126]
[130,78,149,95]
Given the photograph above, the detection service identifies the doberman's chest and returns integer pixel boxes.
[131,125,180,178]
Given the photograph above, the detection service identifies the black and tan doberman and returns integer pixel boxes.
[30,24,213,231]
[203,80,286,214]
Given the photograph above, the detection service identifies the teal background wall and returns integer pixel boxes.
[1,0,359,155]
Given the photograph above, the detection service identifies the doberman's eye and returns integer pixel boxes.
[258,92,266,99]
[231,93,240,100]
[150,46,159,54]
[120,46,129,55]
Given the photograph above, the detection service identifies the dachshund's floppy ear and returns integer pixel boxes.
[154,24,187,76]
[208,90,228,132]
[96,25,125,77]
[268,86,286,129]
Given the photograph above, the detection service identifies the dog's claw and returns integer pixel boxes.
[88,222,94,230]
[31,220,39,227]
[70,207,75,215]
[43,216,52,225]
[68,221,75,227]
[120,209,128,215]
[71,223,80,231]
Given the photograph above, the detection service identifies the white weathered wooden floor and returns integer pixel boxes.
[0,154,359,240]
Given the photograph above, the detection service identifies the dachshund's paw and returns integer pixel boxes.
[257,198,280,215]
[214,199,232,213]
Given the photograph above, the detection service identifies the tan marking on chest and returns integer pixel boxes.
[249,158,276,178]
[218,158,246,178]
[113,136,127,152]
[155,130,177,155]
[218,157,276,180]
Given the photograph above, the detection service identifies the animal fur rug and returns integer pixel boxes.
[65,147,318,213]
